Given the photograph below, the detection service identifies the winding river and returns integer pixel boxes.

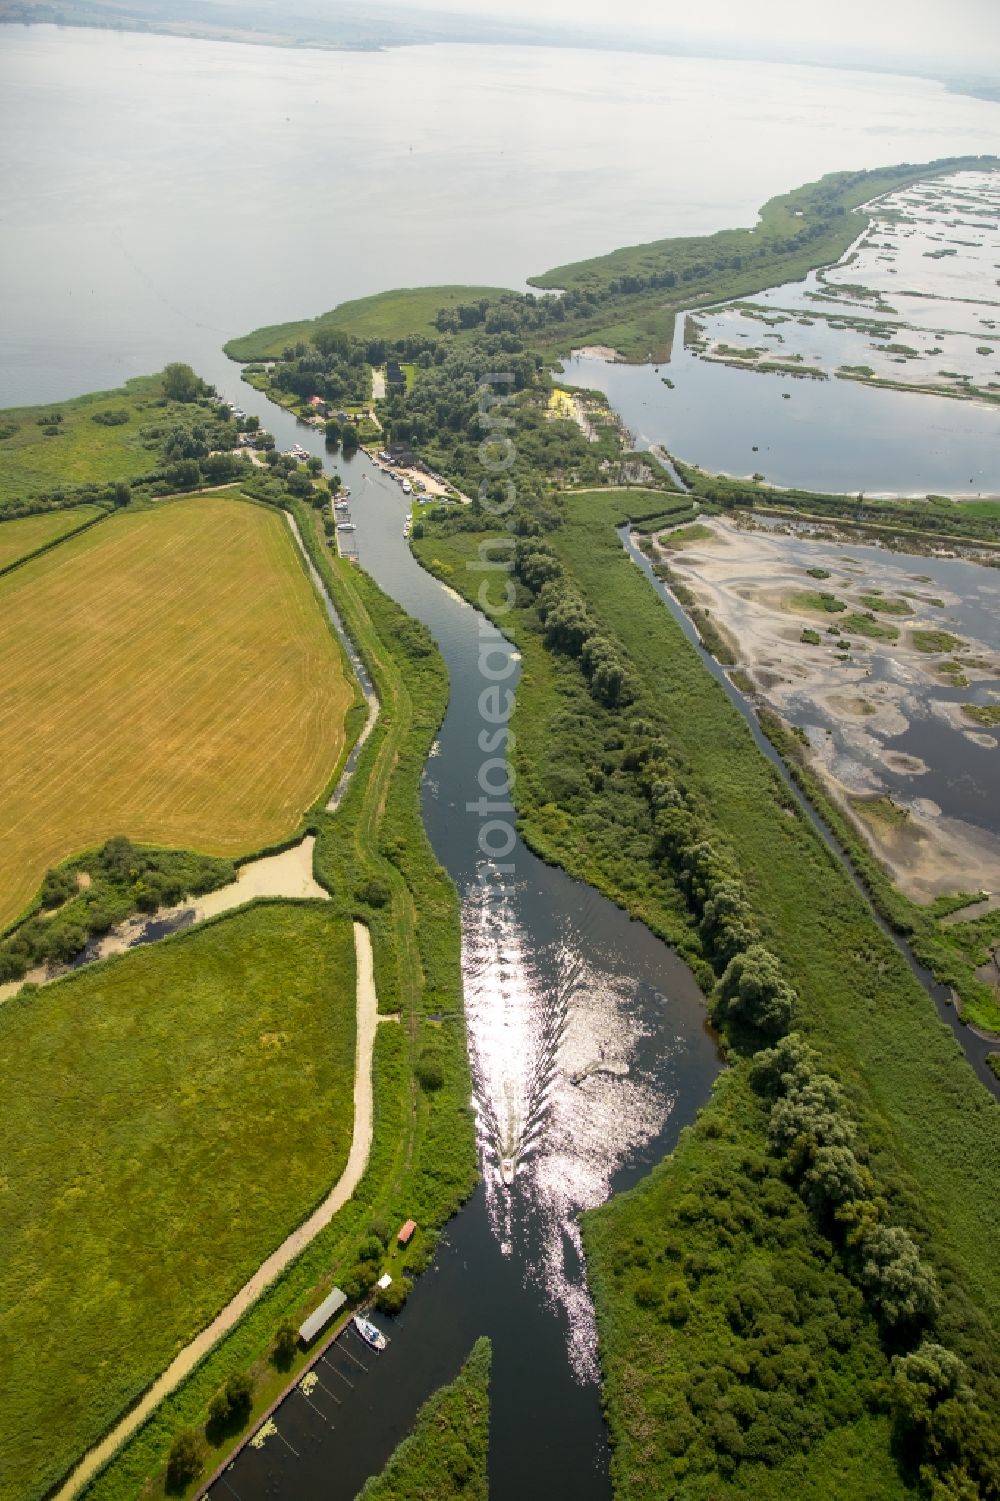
[196,320,1000,1496]
[197,395,721,1501]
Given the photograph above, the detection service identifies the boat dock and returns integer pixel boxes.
[196,1306,392,1501]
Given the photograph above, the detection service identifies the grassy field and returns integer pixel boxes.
[0,492,351,929]
[80,507,475,1501]
[224,285,510,361]
[0,375,185,502]
[0,505,106,570]
[414,492,1000,1498]
[357,1338,491,1501]
[0,902,357,1501]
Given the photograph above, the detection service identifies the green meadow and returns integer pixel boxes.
[0,902,357,1501]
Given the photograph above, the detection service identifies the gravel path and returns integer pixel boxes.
[53,921,380,1501]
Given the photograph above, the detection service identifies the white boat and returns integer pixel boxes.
[500,1157,516,1188]
[353,1315,387,1351]
[337,522,356,532]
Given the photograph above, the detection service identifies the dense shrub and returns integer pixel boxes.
[165,1431,203,1493]
[859,1225,940,1335]
[416,1049,445,1092]
[713,944,796,1038]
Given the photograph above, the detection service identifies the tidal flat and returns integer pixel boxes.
[693,169,1000,403]
[655,514,1000,901]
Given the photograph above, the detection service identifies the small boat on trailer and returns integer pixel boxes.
[353,1314,387,1351]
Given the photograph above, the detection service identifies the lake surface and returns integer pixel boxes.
[561,326,1000,495]
[3,24,1000,427]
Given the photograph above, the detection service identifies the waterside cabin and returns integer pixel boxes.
[298,1285,347,1346]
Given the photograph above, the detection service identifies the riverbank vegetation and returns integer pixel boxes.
[76,504,475,1501]
[0,368,252,517]
[413,488,1000,1499]
[0,903,357,1501]
[357,1338,491,1501]
[0,492,351,931]
[671,460,1000,550]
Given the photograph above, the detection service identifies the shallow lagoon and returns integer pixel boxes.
[659,514,1000,898]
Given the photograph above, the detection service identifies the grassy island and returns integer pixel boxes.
[357,1338,491,1501]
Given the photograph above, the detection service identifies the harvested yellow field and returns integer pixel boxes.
[0,506,104,571]
[0,494,351,927]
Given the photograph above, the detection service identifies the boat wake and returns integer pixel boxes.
[462,866,676,1381]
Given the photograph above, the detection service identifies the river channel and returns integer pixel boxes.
[197,336,1000,1499]
[199,392,721,1501]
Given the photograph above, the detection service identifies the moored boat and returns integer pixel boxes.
[353,1314,387,1351]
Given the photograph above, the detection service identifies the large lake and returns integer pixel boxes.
[2,24,1000,435]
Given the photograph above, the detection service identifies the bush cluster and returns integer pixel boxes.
[514,539,637,708]
[0,836,234,980]
[748,1033,998,1495]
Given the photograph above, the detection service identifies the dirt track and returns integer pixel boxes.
[53,921,380,1501]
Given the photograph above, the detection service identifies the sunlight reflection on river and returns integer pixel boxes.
[462,867,673,1380]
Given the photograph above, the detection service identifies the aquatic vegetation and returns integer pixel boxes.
[839,612,900,641]
[357,1339,490,1501]
[850,794,911,829]
[912,628,962,652]
[859,593,911,614]
[961,703,1000,727]
[791,589,847,612]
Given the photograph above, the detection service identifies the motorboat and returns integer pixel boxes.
[337,522,356,532]
[353,1315,387,1351]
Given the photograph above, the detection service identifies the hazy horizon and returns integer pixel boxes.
[382,0,1000,74]
[4,0,999,81]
